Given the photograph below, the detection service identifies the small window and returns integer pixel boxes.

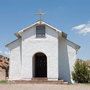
[36,24,45,38]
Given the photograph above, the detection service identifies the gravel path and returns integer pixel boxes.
[0,84,90,90]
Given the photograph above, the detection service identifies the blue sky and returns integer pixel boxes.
[0,0,90,60]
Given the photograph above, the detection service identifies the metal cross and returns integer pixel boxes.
[36,9,45,21]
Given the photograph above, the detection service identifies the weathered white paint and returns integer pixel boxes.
[58,36,77,83]
[21,25,58,80]
[7,21,80,83]
[8,39,21,80]
[58,37,70,82]
[67,41,77,83]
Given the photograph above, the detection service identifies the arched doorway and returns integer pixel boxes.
[33,52,47,77]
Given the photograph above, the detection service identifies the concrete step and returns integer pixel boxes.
[8,79,69,85]
[31,77,47,81]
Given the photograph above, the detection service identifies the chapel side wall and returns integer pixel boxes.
[67,41,77,83]
[8,39,21,80]
[21,25,59,80]
[58,37,71,82]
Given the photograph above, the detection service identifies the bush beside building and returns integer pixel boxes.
[72,59,90,83]
[0,55,9,80]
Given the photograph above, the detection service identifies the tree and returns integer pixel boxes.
[72,60,90,83]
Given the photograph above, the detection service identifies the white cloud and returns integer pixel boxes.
[0,51,2,53]
[3,51,10,57]
[72,22,90,36]
[0,50,10,57]
[4,51,10,56]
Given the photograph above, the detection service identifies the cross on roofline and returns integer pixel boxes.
[36,10,45,21]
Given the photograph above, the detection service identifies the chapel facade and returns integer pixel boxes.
[6,20,80,83]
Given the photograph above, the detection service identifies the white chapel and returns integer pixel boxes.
[6,20,80,83]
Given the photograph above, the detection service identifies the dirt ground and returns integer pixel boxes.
[0,84,90,90]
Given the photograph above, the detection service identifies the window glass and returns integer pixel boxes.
[36,25,45,38]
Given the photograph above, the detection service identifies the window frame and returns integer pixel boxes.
[36,24,46,38]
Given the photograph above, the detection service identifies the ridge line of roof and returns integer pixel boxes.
[15,21,63,37]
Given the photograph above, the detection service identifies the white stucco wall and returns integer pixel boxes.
[58,37,77,83]
[8,39,21,80]
[67,41,77,83]
[21,25,59,80]
[58,37,71,82]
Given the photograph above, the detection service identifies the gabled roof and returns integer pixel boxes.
[6,20,80,50]
[15,20,64,38]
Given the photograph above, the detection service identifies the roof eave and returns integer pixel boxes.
[67,39,80,50]
[5,38,19,47]
[14,33,21,38]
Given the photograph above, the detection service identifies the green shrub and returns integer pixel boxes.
[72,60,90,83]
[0,80,7,84]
